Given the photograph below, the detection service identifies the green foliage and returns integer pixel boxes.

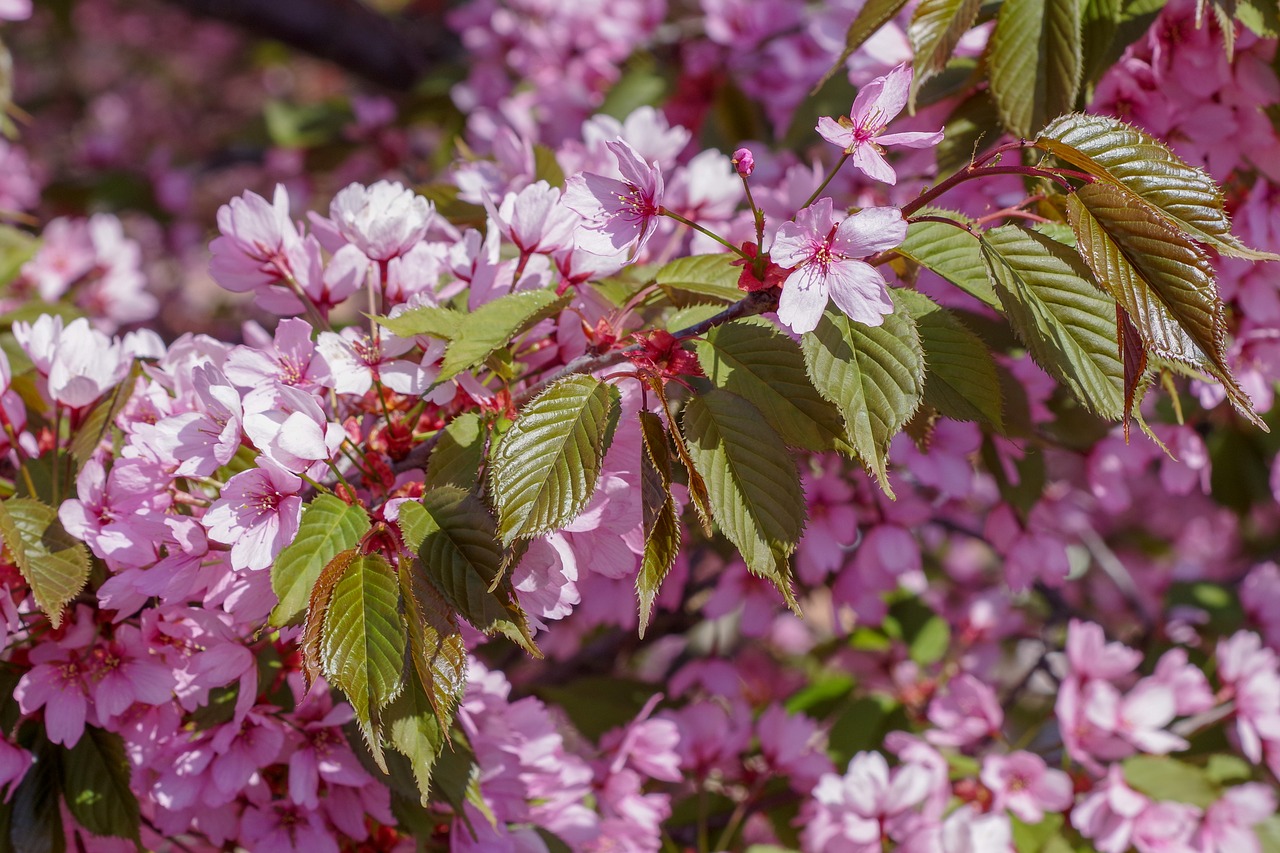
[800,300,924,497]
[321,553,407,772]
[0,226,38,289]
[695,320,845,452]
[981,224,1125,419]
[9,737,64,853]
[636,411,680,637]
[425,412,489,491]
[1038,113,1280,261]
[270,495,372,627]
[437,289,569,383]
[681,390,805,609]
[908,0,983,103]
[1123,755,1221,808]
[988,0,1082,137]
[489,375,621,545]
[60,727,141,843]
[384,669,447,805]
[399,488,538,654]
[1066,182,1263,427]
[0,498,90,629]
[398,546,467,729]
[896,215,1000,309]
[896,289,1004,429]
[654,254,744,303]
[814,0,913,91]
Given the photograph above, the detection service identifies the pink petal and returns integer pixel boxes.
[777,266,830,334]
[826,261,894,327]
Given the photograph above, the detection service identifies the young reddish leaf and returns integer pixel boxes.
[636,411,680,637]
[1118,305,1148,441]
[300,548,359,690]
[398,557,466,730]
[651,378,713,536]
[1066,183,1266,429]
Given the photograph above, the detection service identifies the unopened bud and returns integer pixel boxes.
[732,147,755,178]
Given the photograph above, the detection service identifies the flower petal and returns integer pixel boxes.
[833,207,908,257]
[777,266,830,334]
[826,261,894,327]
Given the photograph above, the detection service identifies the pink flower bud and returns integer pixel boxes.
[731,147,755,177]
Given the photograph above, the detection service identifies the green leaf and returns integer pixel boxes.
[652,380,713,536]
[69,363,140,472]
[1236,0,1280,36]
[637,412,680,637]
[895,289,1003,429]
[908,0,983,101]
[399,488,538,655]
[980,224,1125,419]
[813,0,913,92]
[375,305,466,340]
[533,143,565,188]
[10,738,64,853]
[489,375,621,545]
[322,553,406,772]
[1038,112,1280,260]
[653,254,744,303]
[0,226,38,289]
[681,390,805,609]
[1080,0,1122,89]
[0,498,90,629]
[398,555,467,729]
[1123,755,1220,808]
[270,495,372,627]
[438,289,569,383]
[425,413,489,491]
[384,669,447,806]
[800,299,924,497]
[696,320,845,452]
[988,0,1082,137]
[60,727,140,842]
[1066,182,1264,428]
[896,215,1000,309]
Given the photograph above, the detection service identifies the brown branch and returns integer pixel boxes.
[156,0,459,90]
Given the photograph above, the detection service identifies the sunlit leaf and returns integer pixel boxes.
[489,375,620,545]
[398,555,467,729]
[981,224,1125,419]
[653,254,743,303]
[0,498,90,629]
[652,379,712,536]
[908,0,983,102]
[438,289,569,382]
[896,215,1000,309]
[988,0,1082,137]
[682,390,805,609]
[384,669,447,806]
[696,320,845,452]
[300,548,358,690]
[1066,182,1264,428]
[425,412,489,491]
[813,0,913,92]
[801,299,924,497]
[322,553,406,772]
[271,495,372,627]
[1038,112,1280,260]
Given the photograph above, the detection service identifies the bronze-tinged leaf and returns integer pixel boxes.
[637,411,680,637]
[1118,305,1148,441]
[651,378,712,536]
[398,558,466,732]
[1066,182,1266,429]
[300,548,359,691]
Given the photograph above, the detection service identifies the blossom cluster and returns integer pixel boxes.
[0,0,1277,850]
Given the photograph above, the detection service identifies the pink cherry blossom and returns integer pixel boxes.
[325,179,434,262]
[816,63,944,185]
[563,138,665,257]
[484,179,580,257]
[980,751,1074,823]
[770,197,905,334]
[802,751,932,851]
[209,184,304,293]
[926,673,1003,749]
[202,456,304,572]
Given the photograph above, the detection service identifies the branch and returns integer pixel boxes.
[158,0,459,90]
[513,288,780,408]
